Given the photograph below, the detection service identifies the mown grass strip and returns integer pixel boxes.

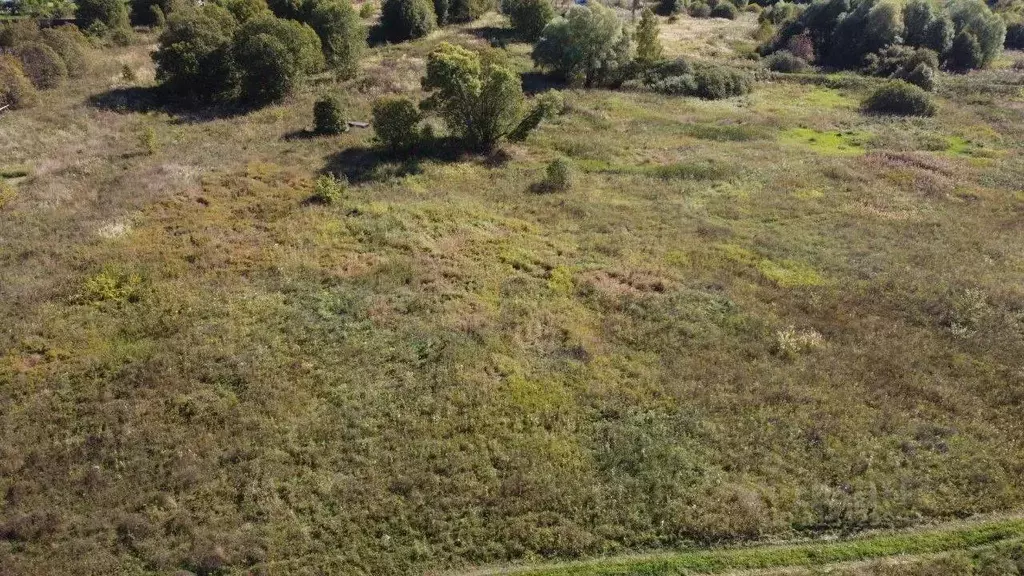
[480,517,1024,576]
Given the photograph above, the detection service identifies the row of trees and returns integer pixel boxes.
[153,0,363,104]
[761,0,1006,72]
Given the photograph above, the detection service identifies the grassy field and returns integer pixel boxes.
[2,10,1024,576]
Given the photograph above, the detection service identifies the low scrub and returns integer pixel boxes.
[0,55,38,109]
[862,80,937,116]
[765,50,810,72]
[14,43,67,89]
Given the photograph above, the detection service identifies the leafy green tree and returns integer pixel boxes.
[635,7,663,65]
[422,42,523,150]
[947,0,1005,68]
[308,0,365,78]
[77,0,132,34]
[233,33,297,103]
[502,0,554,41]
[153,6,238,101]
[532,3,634,87]
[314,95,347,134]
[380,0,436,41]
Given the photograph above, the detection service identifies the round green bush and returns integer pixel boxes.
[711,1,737,19]
[502,0,555,41]
[946,29,984,70]
[312,174,347,203]
[372,96,422,152]
[38,27,88,78]
[448,0,493,22]
[380,0,437,42]
[540,157,573,192]
[689,2,711,17]
[0,55,38,109]
[238,13,325,75]
[309,0,366,78]
[862,80,936,116]
[314,95,348,134]
[691,63,751,99]
[765,50,809,72]
[14,43,68,89]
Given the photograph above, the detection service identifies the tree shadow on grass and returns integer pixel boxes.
[321,136,470,184]
[520,71,566,96]
[468,25,520,47]
[88,86,259,124]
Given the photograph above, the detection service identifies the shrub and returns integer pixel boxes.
[862,80,936,116]
[863,45,938,90]
[0,55,38,109]
[448,0,493,22]
[309,0,366,78]
[1007,22,1024,49]
[139,124,158,154]
[359,1,376,17]
[691,62,752,99]
[532,3,634,87]
[758,2,799,25]
[14,43,67,89]
[153,7,239,102]
[765,50,809,72]
[380,0,436,42]
[314,95,347,134]
[539,157,573,192]
[947,0,1005,68]
[503,0,555,41]
[38,27,87,77]
[77,0,131,33]
[372,96,422,152]
[422,42,532,150]
[224,0,270,22]
[635,7,663,65]
[267,0,308,19]
[946,29,985,69]
[312,173,347,203]
[711,1,737,19]
[903,0,938,47]
[689,2,711,17]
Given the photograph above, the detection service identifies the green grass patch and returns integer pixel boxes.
[780,127,872,155]
[500,517,1024,575]
[579,159,734,181]
[681,123,770,142]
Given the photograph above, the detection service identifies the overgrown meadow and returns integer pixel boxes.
[1,5,1024,576]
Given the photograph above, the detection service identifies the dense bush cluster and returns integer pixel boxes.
[862,79,937,115]
[626,57,753,98]
[532,3,634,87]
[502,0,555,41]
[0,22,88,100]
[761,0,1004,72]
[154,0,365,105]
[380,0,437,41]
[314,95,347,134]
[863,44,938,89]
[77,0,132,38]
[765,49,810,72]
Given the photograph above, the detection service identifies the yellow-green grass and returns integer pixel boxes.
[469,516,1024,575]
[1,13,1024,576]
